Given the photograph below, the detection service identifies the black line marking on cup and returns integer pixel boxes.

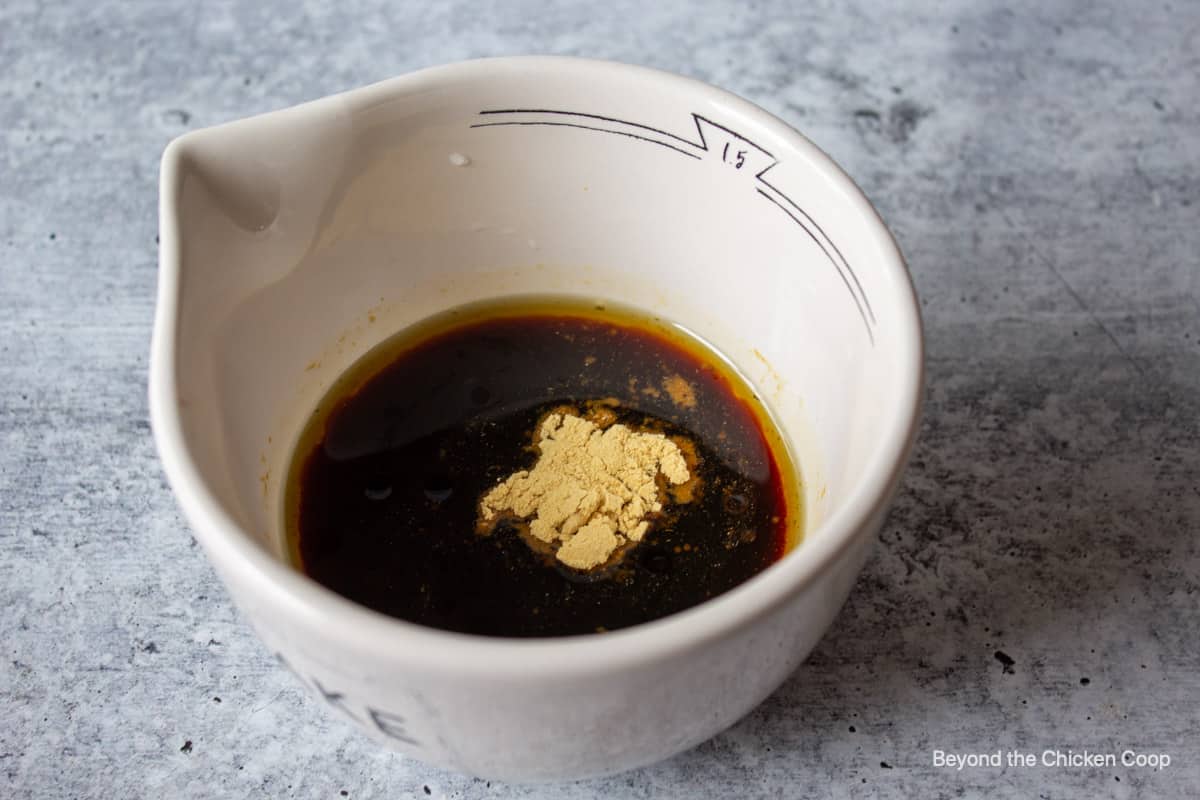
[472,109,876,343]
[757,188,875,344]
[469,121,702,160]
[690,115,874,328]
[479,108,698,148]
[479,110,774,160]
[756,166,876,325]
[690,114,776,159]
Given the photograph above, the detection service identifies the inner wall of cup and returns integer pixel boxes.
[180,74,903,561]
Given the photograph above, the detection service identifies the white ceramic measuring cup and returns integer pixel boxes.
[151,56,923,781]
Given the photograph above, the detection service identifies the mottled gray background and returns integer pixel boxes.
[2,0,1198,797]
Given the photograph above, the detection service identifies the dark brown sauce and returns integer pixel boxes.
[286,299,800,637]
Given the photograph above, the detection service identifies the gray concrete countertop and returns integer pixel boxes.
[2,1,1197,797]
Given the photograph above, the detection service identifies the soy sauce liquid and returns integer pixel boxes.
[286,299,800,637]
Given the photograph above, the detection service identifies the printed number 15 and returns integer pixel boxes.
[722,142,747,169]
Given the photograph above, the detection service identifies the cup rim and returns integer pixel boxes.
[150,55,924,677]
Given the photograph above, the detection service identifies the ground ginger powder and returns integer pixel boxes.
[478,411,692,570]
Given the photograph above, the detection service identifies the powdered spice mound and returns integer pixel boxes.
[479,411,693,569]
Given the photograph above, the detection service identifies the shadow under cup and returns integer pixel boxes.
[153,57,922,781]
